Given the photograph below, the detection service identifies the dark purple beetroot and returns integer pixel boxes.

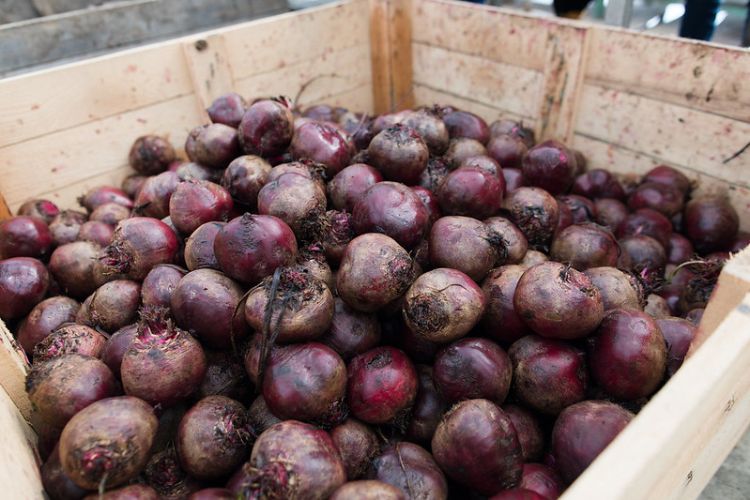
[485,216,528,265]
[247,395,281,436]
[267,160,325,184]
[197,350,251,402]
[432,399,523,495]
[556,195,596,224]
[337,233,416,312]
[643,165,691,196]
[616,208,672,249]
[403,268,486,343]
[48,241,101,299]
[290,121,352,177]
[555,201,574,237]
[188,489,234,500]
[401,109,450,155]
[141,264,186,309]
[129,135,176,175]
[0,257,49,319]
[207,92,247,127]
[60,396,157,490]
[487,134,527,169]
[594,198,629,232]
[429,216,499,282]
[489,119,535,147]
[169,180,233,235]
[85,484,159,499]
[17,199,60,224]
[443,110,490,144]
[77,220,114,246]
[645,293,672,319]
[551,400,634,484]
[41,444,88,500]
[368,124,429,184]
[514,262,604,339]
[176,396,251,480]
[684,196,739,254]
[238,98,294,156]
[503,187,560,247]
[668,233,695,265]
[522,140,576,195]
[134,171,181,219]
[102,324,137,378]
[656,317,696,376]
[590,308,667,400]
[184,221,224,271]
[685,307,704,325]
[33,324,108,363]
[550,223,619,270]
[330,418,380,480]
[214,214,298,285]
[17,296,80,354]
[175,161,219,182]
[78,186,133,212]
[628,182,685,218]
[27,354,119,432]
[583,266,643,311]
[520,249,548,268]
[384,318,441,364]
[89,202,130,226]
[437,167,504,219]
[0,216,52,259]
[460,154,502,176]
[480,265,530,344]
[78,279,141,332]
[571,169,626,200]
[49,210,88,246]
[171,268,248,349]
[519,463,564,500]
[328,163,383,212]
[347,346,418,425]
[509,335,587,414]
[299,241,336,289]
[503,404,544,462]
[319,298,381,361]
[618,235,667,279]
[144,447,201,499]
[489,489,547,500]
[731,231,750,253]
[220,155,271,209]
[101,217,179,280]
[503,168,525,193]
[352,181,428,249]
[406,365,448,445]
[444,137,488,169]
[369,442,448,499]
[411,186,442,229]
[331,481,405,500]
[121,175,147,199]
[185,123,240,169]
[419,158,450,192]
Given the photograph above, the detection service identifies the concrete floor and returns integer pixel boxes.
[701,431,750,499]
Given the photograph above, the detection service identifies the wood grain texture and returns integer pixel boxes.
[0,320,31,423]
[182,34,235,123]
[0,195,11,220]
[369,0,414,113]
[0,384,41,499]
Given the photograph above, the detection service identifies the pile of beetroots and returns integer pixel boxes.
[1,94,747,500]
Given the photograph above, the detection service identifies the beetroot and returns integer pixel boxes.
[48,241,104,299]
[556,195,596,224]
[185,124,240,169]
[520,249,549,268]
[550,223,619,270]
[331,481,405,500]
[487,134,527,169]
[86,485,159,499]
[121,175,147,199]
[432,399,523,495]
[643,165,691,196]
[519,463,564,500]
[480,265,530,343]
[419,158,450,192]
[337,233,416,312]
[402,109,450,154]
[267,160,325,184]
[17,296,79,353]
[514,262,604,339]
[686,307,704,325]
[188,489,234,500]
[583,266,643,311]
[571,169,625,200]
[184,222,224,271]
[460,154,502,176]
[17,199,60,224]
[79,186,133,212]
[129,135,176,175]
[411,186,442,228]
[328,163,383,212]
[522,140,576,195]
[78,279,141,332]
[503,187,560,247]
[555,201,573,236]
[134,171,181,219]
[248,395,281,436]
[141,264,186,309]
[429,216,499,282]
[197,350,251,401]
[684,196,739,253]
[618,235,667,279]
[49,210,88,246]
[444,137,488,169]
[238,98,294,156]
[443,110,490,144]
[0,257,49,319]
[509,335,587,414]
[616,208,672,249]
[60,396,158,490]
[290,121,352,176]
[102,324,137,378]
[369,442,448,500]
[406,365,448,444]
[485,216,529,264]
[645,293,672,319]
[33,324,108,363]
[503,404,544,462]
[551,400,634,484]
[175,161,219,182]
[319,298,381,360]
[668,233,695,264]
[41,444,88,500]
[207,92,247,127]
[347,346,418,424]
[368,124,429,184]
[171,268,248,349]
[101,217,179,280]
[628,182,684,217]
[403,268,486,343]
[230,420,345,499]
[656,317,696,376]
[590,308,667,400]
[330,418,380,479]
[352,181,428,249]
[731,231,750,252]
[144,447,201,499]
[298,244,336,289]
[0,216,52,259]
[594,198,629,232]
[503,168,525,193]
[259,170,328,238]
[214,214,298,285]
[489,119,535,147]
[90,203,130,226]
[220,155,271,209]
[77,220,114,246]
[437,167,504,219]
[304,104,346,123]
[169,180,233,235]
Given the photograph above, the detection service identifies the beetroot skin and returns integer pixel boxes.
[480,265,530,344]
[330,418,381,480]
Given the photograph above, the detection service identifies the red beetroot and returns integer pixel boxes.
[503,168,525,193]
[480,265,530,344]
[520,249,549,268]
[331,481,405,500]
[668,233,695,264]
[214,214,298,285]
[78,279,141,332]
[684,196,739,253]
[17,199,60,224]
[0,216,52,259]
[90,203,130,226]
[551,400,634,484]
[207,92,247,127]
[33,324,107,363]
[101,217,179,280]
[411,186,442,228]
[328,163,383,212]
[248,395,281,436]
[102,324,137,378]
[509,335,587,414]
[583,266,643,311]
[571,169,626,200]
[330,418,380,479]
[175,161,219,182]
[437,167,504,219]
[238,98,294,156]
[616,208,672,249]
[319,298,381,361]
[258,170,328,238]
[487,134,527,169]
[59,396,158,490]
[220,155,271,209]
[86,484,157,499]
[17,296,79,353]
[557,195,596,224]
[731,231,750,252]
[643,165,691,196]
[185,124,239,169]
[79,186,133,212]
[352,181,428,249]
[490,489,546,500]
[369,442,448,499]
[656,317,696,376]
[290,121,352,177]
[628,182,685,218]
[403,268,486,343]
[460,154,502,176]
[129,135,176,175]
[485,216,529,264]
[48,241,102,299]
[555,201,574,236]
[550,223,619,270]
[41,444,88,500]
[594,198,629,232]
[337,233,416,312]
[590,308,667,400]
[504,404,544,462]
[419,157,450,192]
[169,180,233,235]
[77,220,114,246]
[645,293,672,319]
[443,110,490,144]
[685,308,704,325]
[522,140,576,195]
[406,365,448,444]
[519,463,564,500]
[141,264,186,309]
[432,399,523,495]
[197,350,251,402]
[503,187,560,247]
[184,221,224,271]
[618,235,667,279]
[0,257,49,319]
[444,137,488,168]
[49,210,88,246]
[433,337,512,405]
[514,262,604,339]
[489,119,535,147]
[134,171,181,219]
[347,346,418,425]
[171,268,248,349]
[401,109,450,155]
[368,124,429,184]
[188,489,234,500]
[143,446,201,499]
[267,160,325,184]
[429,216,499,282]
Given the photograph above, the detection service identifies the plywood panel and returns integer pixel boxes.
[0,385,41,500]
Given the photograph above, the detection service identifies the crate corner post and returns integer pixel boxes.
[181,34,236,124]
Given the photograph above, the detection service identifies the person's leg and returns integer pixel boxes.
[679,0,720,41]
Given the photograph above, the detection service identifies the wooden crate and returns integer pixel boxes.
[0,0,749,498]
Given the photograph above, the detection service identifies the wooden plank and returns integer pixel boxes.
[603,0,633,27]
[325,83,375,114]
[369,0,391,113]
[564,291,750,500]
[412,43,542,120]
[536,23,589,142]
[0,95,201,210]
[0,321,31,422]
[575,84,750,186]
[182,34,236,124]
[34,167,134,213]
[0,384,41,500]
[586,28,750,122]
[0,195,11,220]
